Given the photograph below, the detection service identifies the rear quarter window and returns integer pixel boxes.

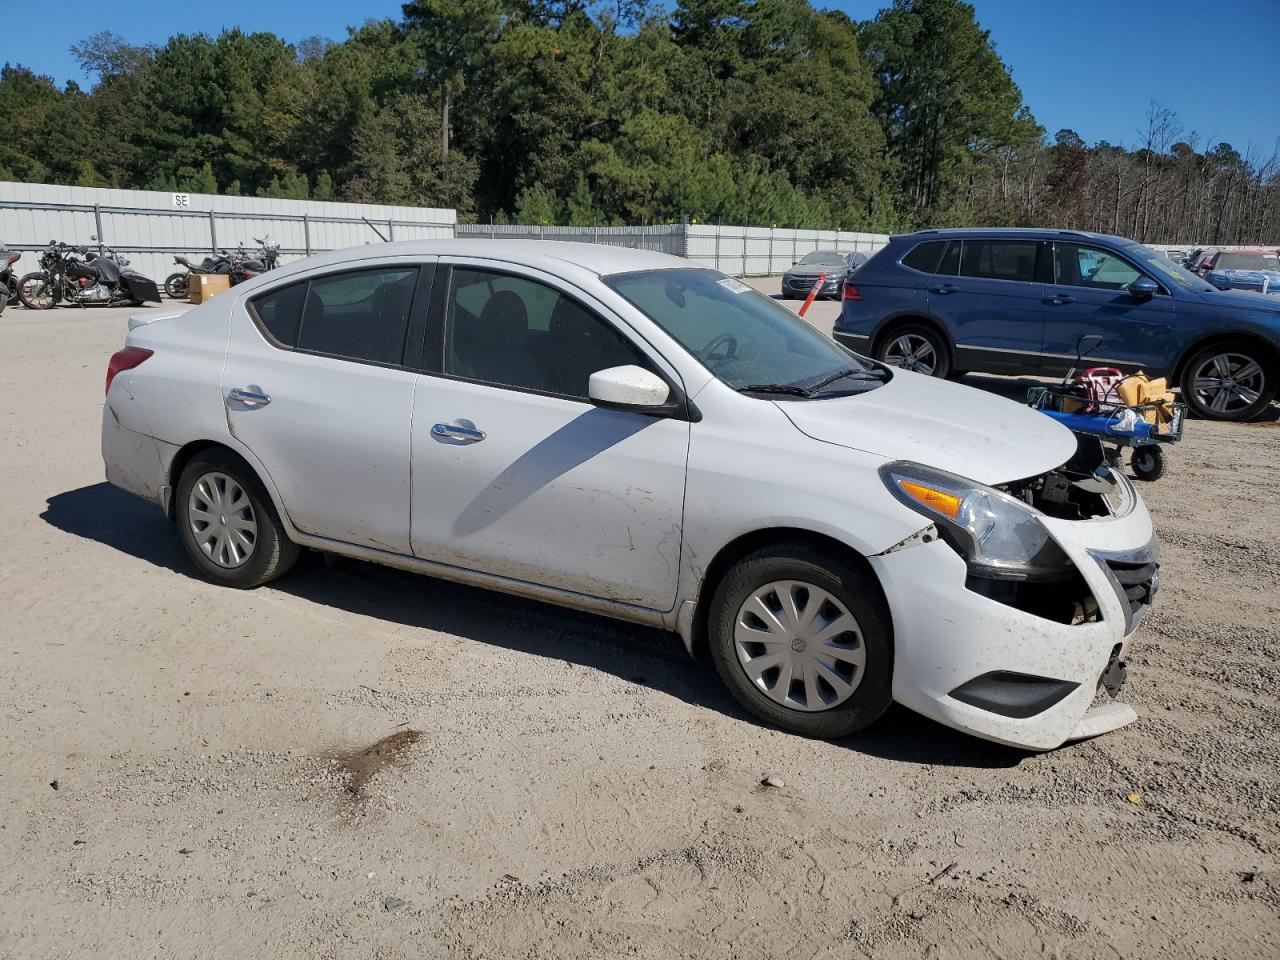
[901,241,946,274]
[248,282,306,347]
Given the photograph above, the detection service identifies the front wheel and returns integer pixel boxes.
[175,450,300,588]
[875,323,950,377]
[1130,446,1166,482]
[164,272,189,299]
[707,544,893,739]
[17,272,55,310]
[1179,341,1277,421]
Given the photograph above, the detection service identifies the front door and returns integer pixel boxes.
[1040,242,1178,377]
[408,262,690,611]
[931,238,1047,375]
[222,261,432,554]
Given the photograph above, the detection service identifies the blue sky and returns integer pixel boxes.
[4,0,1277,155]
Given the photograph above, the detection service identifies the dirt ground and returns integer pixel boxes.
[1,288,1277,960]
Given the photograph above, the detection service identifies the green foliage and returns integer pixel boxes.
[2,0,1274,242]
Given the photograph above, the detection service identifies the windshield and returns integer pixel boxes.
[1214,252,1279,272]
[604,268,880,396]
[798,250,847,267]
[1125,243,1214,292]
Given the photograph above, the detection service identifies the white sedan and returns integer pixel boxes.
[102,241,1158,750]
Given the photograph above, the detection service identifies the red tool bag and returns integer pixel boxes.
[1071,367,1125,412]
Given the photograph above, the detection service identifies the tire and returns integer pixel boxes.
[175,450,300,588]
[164,272,189,299]
[3,278,17,306]
[1179,340,1277,422]
[17,272,54,310]
[707,543,893,739]
[875,323,951,378]
[1130,446,1165,482]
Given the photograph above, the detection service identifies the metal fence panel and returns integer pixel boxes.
[0,181,457,285]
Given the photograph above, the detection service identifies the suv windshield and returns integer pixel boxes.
[1215,252,1279,272]
[604,268,883,397]
[798,251,847,267]
[1124,243,1214,292]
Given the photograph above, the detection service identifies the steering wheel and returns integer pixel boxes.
[699,333,738,362]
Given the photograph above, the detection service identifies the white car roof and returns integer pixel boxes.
[288,239,693,278]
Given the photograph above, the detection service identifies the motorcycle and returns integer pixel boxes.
[0,245,21,310]
[164,236,280,298]
[17,241,162,310]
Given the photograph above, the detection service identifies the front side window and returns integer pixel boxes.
[604,268,882,397]
[958,240,1040,283]
[1053,244,1141,291]
[445,269,646,398]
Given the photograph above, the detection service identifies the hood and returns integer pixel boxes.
[776,369,1078,485]
[1193,286,1280,310]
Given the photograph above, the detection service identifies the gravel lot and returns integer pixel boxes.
[1,287,1277,959]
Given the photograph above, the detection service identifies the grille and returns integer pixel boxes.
[1104,558,1158,619]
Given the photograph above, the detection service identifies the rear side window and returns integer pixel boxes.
[901,241,946,274]
[250,282,306,346]
[298,268,418,365]
[248,267,420,366]
[958,241,1040,283]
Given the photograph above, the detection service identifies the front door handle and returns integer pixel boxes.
[930,284,957,294]
[228,386,271,406]
[1044,295,1076,305]
[432,421,486,443]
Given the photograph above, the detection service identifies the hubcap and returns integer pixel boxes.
[188,471,257,568]
[733,580,866,712]
[1191,352,1264,414]
[882,333,937,374]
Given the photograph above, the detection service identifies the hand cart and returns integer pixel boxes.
[1026,335,1186,482]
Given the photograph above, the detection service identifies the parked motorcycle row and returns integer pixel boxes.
[164,237,280,298]
[0,237,281,315]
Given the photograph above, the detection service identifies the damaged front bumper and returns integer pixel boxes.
[869,492,1157,751]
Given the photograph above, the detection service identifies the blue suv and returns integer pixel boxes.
[835,228,1280,421]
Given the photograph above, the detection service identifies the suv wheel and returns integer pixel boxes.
[707,544,893,739]
[876,324,950,377]
[175,450,300,588]
[1180,341,1277,421]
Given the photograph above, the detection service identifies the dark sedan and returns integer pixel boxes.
[781,250,866,299]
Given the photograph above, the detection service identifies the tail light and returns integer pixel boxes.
[106,347,153,395]
[841,281,862,301]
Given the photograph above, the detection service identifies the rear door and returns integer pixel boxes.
[929,238,1047,374]
[222,259,433,554]
[1040,242,1177,377]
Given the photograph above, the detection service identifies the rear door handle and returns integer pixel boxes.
[1044,295,1076,305]
[228,387,271,406]
[432,421,486,442]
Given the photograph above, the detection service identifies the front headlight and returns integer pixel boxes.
[879,461,1074,581]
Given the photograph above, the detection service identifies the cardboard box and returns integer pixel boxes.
[189,273,231,304]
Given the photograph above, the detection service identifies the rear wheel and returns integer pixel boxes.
[175,451,299,588]
[164,272,189,299]
[17,272,54,310]
[875,323,950,378]
[707,544,893,739]
[1180,341,1277,421]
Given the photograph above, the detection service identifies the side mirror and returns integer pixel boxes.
[588,365,672,412]
[1128,276,1159,300]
